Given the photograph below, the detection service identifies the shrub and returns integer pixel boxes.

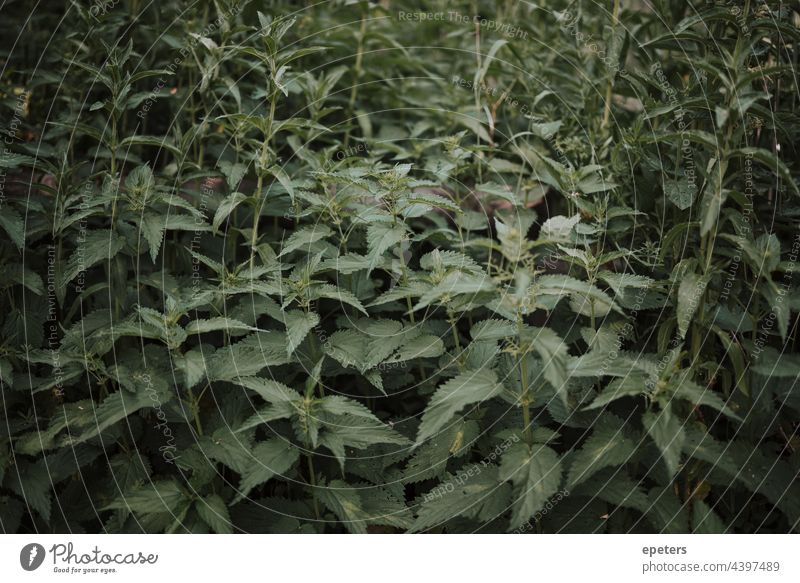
[1,0,798,533]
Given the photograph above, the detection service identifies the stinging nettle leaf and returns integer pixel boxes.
[500,442,563,529]
[643,409,685,477]
[416,369,502,445]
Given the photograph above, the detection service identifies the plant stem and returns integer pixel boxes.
[249,89,278,271]
[344,10,367,148]
[601,0,621,130]
[307,453,321,520]
[518,316,532,444]
[448,308,463,369]
[186,385,204,436]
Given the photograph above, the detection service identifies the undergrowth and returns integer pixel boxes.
[0,0,799,533]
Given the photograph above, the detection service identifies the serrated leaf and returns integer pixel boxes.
[664,178,696,210]
[670,373,740,420]
[234,440,300,503]
[386,334,444,363]
[213,192,248,232]
[139,214,164,262]
[196,494,233,534]
[279,225,332,257]
[532,274,621,317]
[500,442,563,529]
[409,466,510,532]
[218,161,247,191]
[676,271,708,339]
[643,409,685,477]
[470,318,516,341]
[315,480,367,534]
[0,206,25,249]
[585,375,647,410]
[282,310,319,356]
[540,214,580,242]
[60,230,125,288]
[416,369,502,445]
[366,222,407,272]
[309,283,368,315]
[568,415,638,488]
[185,317,256,335]
[234,376,301,403]
[70,389,156,445]
[104,481,185,514]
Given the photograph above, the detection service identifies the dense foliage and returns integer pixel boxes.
[1,0,799,534]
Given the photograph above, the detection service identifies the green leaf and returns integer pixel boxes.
[279,225,332,257]
[751,348,800,378]
[403,419,480,484]
[499,442,563,529]
[413,272,495,312]
[676,271,708,339]
[213,192,248,232]
[386,334,444,363]
[567,415,638,488]
[185,317,256,335]
[318,253,371,274]
[218,161,248,191]
[0,358,14,388]
[69,389,156,445]
[366,222,407,272]
[539,214,580,242]
[196,494,233,534]
[524,327,569,398]
[571,468,649,513]
[409,466,510,532]
[643,409,685,477]
[698,186,726,237]
[7,460,52,521]
[644,486,690,533]
[234,440,300,503]
[309,283,368,315]
[317,395,382,422]
[207,331,292,381]
[104,481,186,515]
[0,206,24,249]
[416,369,502,445]
[323,329,366,370]
[315,480,367,534]
[532,275,621,317]
[670,374,740,420]
[585,375,647,410]
[235,376,302,403]
[139,214,164,262]
[470,319,517,342]
[731,147,799,196]
[281,309,320,356]
[269,165,296,202]
[318,412,409,455]
[60,230,126,288]
[664,178,696,210]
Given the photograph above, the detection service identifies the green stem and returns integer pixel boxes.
[307,453,321,521]
[601,0,621,130]
[344,11,367,148]
[518,316,532,444]
[186,385,204,436]
[448,308,463,370]
[249,91,278,270]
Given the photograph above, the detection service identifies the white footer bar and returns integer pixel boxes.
[1,535,795,582]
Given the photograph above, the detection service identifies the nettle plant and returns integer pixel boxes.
[1,1,799,533]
